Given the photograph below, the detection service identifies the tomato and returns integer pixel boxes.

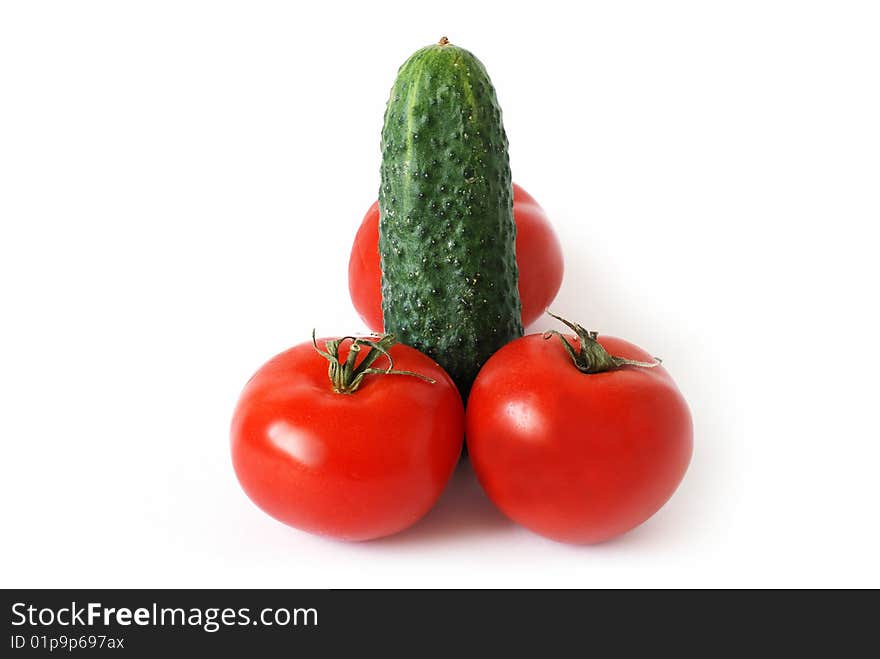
[465,316,692,544]
[348,183,564,332]
[231,334,464,541]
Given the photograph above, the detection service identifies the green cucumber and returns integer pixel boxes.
[379,38,523,396]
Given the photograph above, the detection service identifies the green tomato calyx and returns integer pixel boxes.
[312,331,436,394]
[542,312,661,374]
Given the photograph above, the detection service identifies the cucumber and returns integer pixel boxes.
[379,38,523,396]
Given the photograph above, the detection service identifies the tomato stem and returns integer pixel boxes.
[312,331,436,394]
[542,312,661,374]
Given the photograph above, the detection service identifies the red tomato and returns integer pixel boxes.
[348,183,564,332]
[231,335,464,541]
[466,319,692,544]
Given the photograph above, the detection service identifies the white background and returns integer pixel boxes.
[2,1,878,588]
